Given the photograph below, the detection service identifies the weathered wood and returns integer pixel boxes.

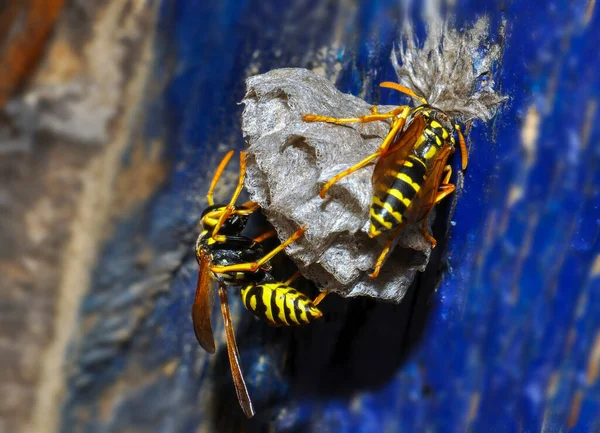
[0,0,66,107]
[0,2,158,433]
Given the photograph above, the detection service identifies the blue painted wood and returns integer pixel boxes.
[62,1,600,432]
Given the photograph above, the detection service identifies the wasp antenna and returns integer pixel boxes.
[207,150,235,206]
[380,81,428,105]
[212,151,248,238]
[455,124,468,170]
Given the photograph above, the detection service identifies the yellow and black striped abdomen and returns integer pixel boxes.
[369,155,426,237]
[240,283,323,326]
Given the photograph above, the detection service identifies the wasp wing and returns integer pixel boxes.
[371,113,427,187]
[406,145,454,223]
[191,249,216,353]
[218,285,255,418]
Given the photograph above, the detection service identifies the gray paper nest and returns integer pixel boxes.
[243,68,430,302]
[242,18,505,303]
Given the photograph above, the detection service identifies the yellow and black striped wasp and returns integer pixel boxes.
[192,150,326,418]
[303,81,468,278]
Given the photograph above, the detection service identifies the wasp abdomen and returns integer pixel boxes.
[241,284,323,326]
[369,154,427,237]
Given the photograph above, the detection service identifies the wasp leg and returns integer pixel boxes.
[431,165,455,207]
[302,105,409,126]
[455,124,468,170]
[211,227,306,273]
[320,151,382,198]
[422,226,438,247]
[281,271,329,306]
[312,290,329,306]
[283,270,302,286]
[212,151,249,241]
[421,165,456,248]
[253,229,277,243]
[368,224,405,279]
[207,150,235,206]
[438,165,453,190]
[319,107,411,198]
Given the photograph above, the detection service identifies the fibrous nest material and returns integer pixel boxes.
[392,16,507,121]
[242,18,506,303]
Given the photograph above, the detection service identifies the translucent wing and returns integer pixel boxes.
[406,145,454,223]
[218,286,255,418]
[371,113,427,187]
[191,249,216,353]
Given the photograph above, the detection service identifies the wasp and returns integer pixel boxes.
[302,81,468,278]
[192,150,326,418]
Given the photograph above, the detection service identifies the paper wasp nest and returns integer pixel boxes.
[242,18,505,302]
[243,68,431,302]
